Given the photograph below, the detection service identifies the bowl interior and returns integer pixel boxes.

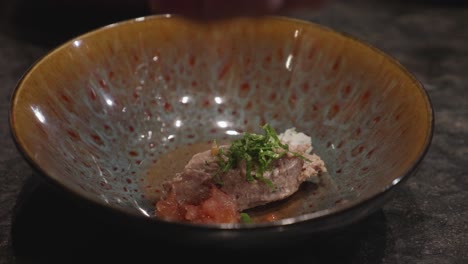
[10,16,432,224]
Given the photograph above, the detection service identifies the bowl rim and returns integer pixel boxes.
[9,14,435,230]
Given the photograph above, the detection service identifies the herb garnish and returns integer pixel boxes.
[214,124,310,188]
[240,213,252,223]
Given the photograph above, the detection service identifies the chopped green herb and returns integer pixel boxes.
[212,172,224,186]
[214,124,309,188]
[240,213,252,223]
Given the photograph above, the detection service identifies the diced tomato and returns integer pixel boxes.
[156,185,239,224]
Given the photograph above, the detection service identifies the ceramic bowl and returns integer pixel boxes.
[10,15,433,247]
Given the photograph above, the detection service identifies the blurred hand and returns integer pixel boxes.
[148,0,325,20]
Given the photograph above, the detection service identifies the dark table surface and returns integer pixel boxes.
[1,0,467,263]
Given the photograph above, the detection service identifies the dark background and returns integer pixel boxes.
[1,0,467,263]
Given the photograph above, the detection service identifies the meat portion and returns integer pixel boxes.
[155,127,327,224]
[221,156,304,210]
[156,145,325,223]
[177,148,324,210]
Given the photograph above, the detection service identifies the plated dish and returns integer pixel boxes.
[154,124,327,224]
[9,15,433,246]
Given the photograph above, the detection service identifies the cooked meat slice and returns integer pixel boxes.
[184,148,219,173]
[155,126,327,224]
[220,156,305,210]
[157,144,325,216]
[162,169,213,205]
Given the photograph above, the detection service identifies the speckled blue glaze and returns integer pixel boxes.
[10,16,433,224]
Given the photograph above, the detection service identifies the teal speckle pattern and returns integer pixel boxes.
[12,16,432,221]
